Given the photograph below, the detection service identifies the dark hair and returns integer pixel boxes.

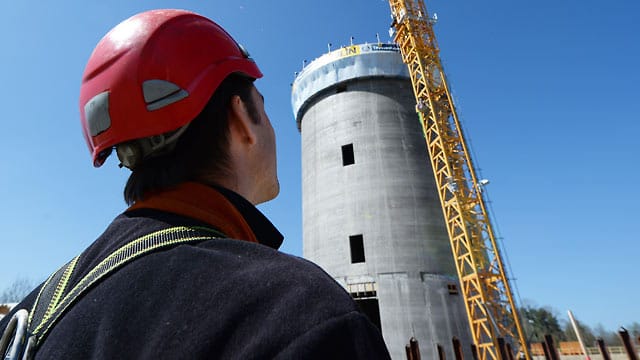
[123,74,257,205]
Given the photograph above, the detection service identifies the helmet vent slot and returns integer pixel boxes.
[143,79,189,111]
[85,91,111,136]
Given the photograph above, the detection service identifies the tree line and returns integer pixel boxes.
[521,304,639,347]
[0,277,35,304]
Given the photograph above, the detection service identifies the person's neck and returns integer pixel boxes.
[198,175,258,205]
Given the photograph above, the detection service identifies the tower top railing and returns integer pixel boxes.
[292,43,408,128]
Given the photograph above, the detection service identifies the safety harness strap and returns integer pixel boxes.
[12,225,223,359]
[27,256,79,338]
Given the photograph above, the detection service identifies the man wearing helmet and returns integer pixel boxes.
[0,9,390,360]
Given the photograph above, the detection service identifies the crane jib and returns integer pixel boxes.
[386,1,531,359]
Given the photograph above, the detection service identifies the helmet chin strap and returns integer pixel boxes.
[116,124,190,169]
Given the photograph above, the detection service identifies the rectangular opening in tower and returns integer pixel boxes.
[354,298,381,331]
[349,234,365,263]
[447,283,459,295]
[341,143,355,166]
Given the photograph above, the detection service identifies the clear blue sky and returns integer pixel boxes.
[0,0,637,332]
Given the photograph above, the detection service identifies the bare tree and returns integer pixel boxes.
[593,323,621,346]
[0,277,36,303]
[564,317,596,346]
[627,322,640,338]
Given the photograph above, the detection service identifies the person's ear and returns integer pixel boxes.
[228,95,257,146]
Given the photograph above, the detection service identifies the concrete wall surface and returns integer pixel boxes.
[294,47,475,360]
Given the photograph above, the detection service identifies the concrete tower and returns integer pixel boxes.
[292,44,472,359]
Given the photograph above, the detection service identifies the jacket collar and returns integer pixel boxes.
[126,182,283,249]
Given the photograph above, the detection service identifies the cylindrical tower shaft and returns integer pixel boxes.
[292,44,472,360]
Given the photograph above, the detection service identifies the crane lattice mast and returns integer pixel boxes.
[386,1,530,359]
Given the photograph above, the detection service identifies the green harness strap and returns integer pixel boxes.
[4,225,223,360]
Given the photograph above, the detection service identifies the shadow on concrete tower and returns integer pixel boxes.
[292,43,473,360]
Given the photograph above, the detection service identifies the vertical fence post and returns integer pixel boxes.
[497,338,509,360]
[409,337,421,360]
[470,344,478,360]
[542,341,552,360]
[406,344,413,360]
[543,335,560,360]
[452,337,464,360]
[505,342,515,360]
[618,328,638,360]
[595,338,611,360]
[437,344,446,360]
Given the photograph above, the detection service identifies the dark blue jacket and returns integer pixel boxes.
[1,184,390,359]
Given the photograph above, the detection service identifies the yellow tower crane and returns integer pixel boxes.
[386,1,531,359]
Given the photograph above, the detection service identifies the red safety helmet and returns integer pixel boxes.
[80,9,263,167]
